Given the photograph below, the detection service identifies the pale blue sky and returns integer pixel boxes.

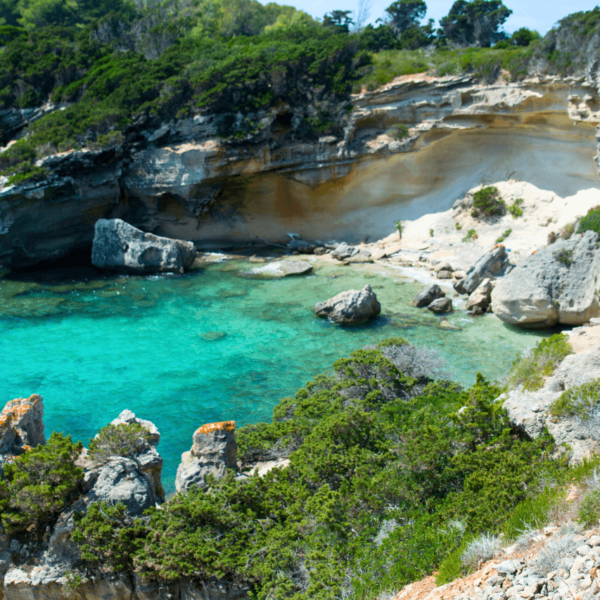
[263,0,598,35]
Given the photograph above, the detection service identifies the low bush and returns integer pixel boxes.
[551,379,600,418]
[577,207,600,235]
[553,248,574,267]
[508,199,524,218]
[462,228,478,242]
[0,432,84,534]
[390,123,409,140]
[578,488,600,528]
[460,533,503,571]
[506,334,573,392]
[471,186,505,218]
[496,228,512,243]
[88,422,153,462]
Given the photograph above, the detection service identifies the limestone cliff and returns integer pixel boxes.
[1,73,600,270]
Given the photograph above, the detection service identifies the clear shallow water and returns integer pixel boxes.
[0,257,547,491]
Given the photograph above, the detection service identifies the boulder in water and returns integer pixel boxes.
[466,278,494,312]
[413,284,445,308]
[176,421,238,493]
[427,297,453,313]
[454,245,511,295]
[92,219,196,274]
[492,231,600,328]
[314,285,381,325]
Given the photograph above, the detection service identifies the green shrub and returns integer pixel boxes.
[553,248,574,267]
[496,229,512,243]
[462,228,478,242]
[507,334,573,392]
[577,207,600,235]
[88,422,153,462]
[0,432,84,534]
[471,186,505,218]
[508,199,524,218]
[550,379,600,418]
[578,487,600,528]
[390,123,409,140]
[455,222,462,231]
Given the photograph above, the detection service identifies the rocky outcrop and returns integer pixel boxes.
[175,421,237,493]
[314,285,381,325]
[492,231,600,328]
[91,219,196,274]
[413,284,445,308]
[454,246,511,296]
[0,395,45,457]
[502,324,600,463]
[2,74,600,270]
[466,278,493,313]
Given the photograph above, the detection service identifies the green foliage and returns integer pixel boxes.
[510,27,540,47]
[550,379,600,418]
[390,123,409,140]
[553,248,574,267]
[462,228,478,242]
[577,207,600,235]
[508,198,524,217]
[495,228,511,243]
[385,0,427,36]
[501,487,554,541]
[395,220,403,236]
[507,333,573,392]
[0,432,83,534]
[471,186,505,217]
[455,221,462,230]
[88,422,152,462]
[579,487,600,528]
[6,165,48,185]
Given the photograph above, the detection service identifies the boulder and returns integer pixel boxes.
[314,285,381,325]
[492,231,600,328]
[434,261,453,273]
[427,297,453,313]
[413,284,445,308]
[91,219,196,274]
[0,395,45,456]
[466,278,494,312]
[454,245,511,295]
[331,242,359,261]
[287,239,316,253]
[176,421,237,493]
[247,260,312,278]
[85,456,157,515]
[436,270,453,279]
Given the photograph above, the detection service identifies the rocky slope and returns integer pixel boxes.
[1,73,600,270]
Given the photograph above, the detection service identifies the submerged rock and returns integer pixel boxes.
[0,394,45,457]
[247,259,313,278]
[91,219,196,274]
[492,231,600,328]
[413,284,445,308]
[176,421,238,493]
[454,245,511,295]
[314,285,381,325]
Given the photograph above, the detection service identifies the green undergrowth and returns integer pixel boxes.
[551,379,600,419]
[506,333,573,392]
[472,186,505,218]
[66,338,572,600]
[577,207,600,235]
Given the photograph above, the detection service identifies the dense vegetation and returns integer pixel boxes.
[6,0,598,184]
[67,337,581,600]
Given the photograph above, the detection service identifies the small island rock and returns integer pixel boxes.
[176,421,238,493]
[413,284,445,308]
[315,285,381,325]
[427,297,453,313]
[92,218,196,274]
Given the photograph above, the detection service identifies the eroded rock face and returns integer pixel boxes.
[175,421,237,493]
[314,285,381,325]
[0,395,45,456]
[492,231,600,328]
[454,246,511,296]
[91,219,196,274]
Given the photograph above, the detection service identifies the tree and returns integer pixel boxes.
[385,0,426,35]
[439,0,512,47]
[353,0,373,32]
[510,27,540,46]
[323,9,353,33]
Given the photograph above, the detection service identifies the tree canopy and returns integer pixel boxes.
[385,0,427,35]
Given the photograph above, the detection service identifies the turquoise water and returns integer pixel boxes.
[0,257,547,490]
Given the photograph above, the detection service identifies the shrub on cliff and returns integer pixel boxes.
[471,186,505,217]
[577,207,600,235]
[88,422,152,463]
[0,432,84,534]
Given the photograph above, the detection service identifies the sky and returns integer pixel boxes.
[261,0,599,35]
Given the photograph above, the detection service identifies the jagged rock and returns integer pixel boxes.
[85,457,158,515]
[110,409,160,446]
[492,231,600,328]
[176,421,237,493]
[413,284,445,308]
[427,297,453,313]
[314,285,381,325]
[331,243,359,261]
[454,245,511,295]
[287,239,316,253]
[0,395,45,456]
[466,278,494,312]
[91,219,196,274]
